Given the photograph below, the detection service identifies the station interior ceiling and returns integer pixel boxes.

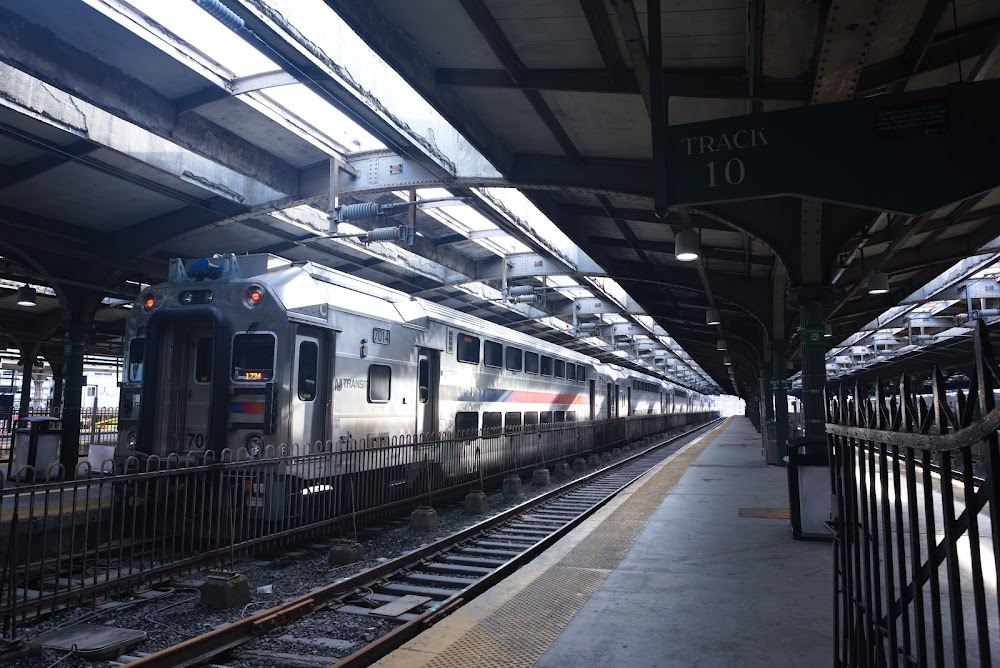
[0,0,999,399]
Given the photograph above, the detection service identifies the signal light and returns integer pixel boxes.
[142,294,155,310]
[245,286,263,307]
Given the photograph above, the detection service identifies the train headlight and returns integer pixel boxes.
[126,431,137,450]
[245,434,265,458]
[244,286,264,307]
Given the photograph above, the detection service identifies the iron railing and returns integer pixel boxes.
[826,320,1000,667]
[1,411,716,637]
[0,406,118,465]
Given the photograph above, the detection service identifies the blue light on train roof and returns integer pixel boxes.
[189,257,221,280]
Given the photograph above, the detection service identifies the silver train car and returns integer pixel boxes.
[116,254,706,473]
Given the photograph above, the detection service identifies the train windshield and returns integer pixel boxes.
[232,333,275,381]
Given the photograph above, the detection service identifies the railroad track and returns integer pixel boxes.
[125,418,724,668]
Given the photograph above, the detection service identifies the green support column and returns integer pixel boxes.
[799,297,827,454]
[771,340,789,458]
[17,347,37,418]
[60,326,86,478]
[52,372,64,416]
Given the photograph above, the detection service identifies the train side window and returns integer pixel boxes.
[194,337,213,383]
[524,411,538,426]
[525,352,539,374]
[554,359,565,378]
[455,411,478,435]
[368,364,391,403]
[541,355,553,376]
[418,358,430,403]
[566,363,576,381]
[554,411,565,422]
[483,412,502,433]
[297,341,318,401]
[127,338,144,382]
[457,333,480,364]
[484,340,503,368]
[540,411,553,424]
[232,333,275,381]
[505,412,522,431]
[506,346,523,372]
[567,411,576,421]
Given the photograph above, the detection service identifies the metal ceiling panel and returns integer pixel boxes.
[0,162,187,231]
[456,89,568,154]
[761,0,818,79]
[193,98,331,170]
[541,91,652,159]
[5,0,211,99]
[373,0,501,69]
[87,148,219,201]
[0,135,47,166]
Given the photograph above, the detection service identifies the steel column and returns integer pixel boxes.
[59,325,86,478]
[772,340,789,457]
[800,299,827,444]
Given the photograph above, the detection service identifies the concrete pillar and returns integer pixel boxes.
[60,325,86,478]
[771,340,789,457]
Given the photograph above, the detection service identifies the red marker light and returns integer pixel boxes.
[246,286,263,306]
[143,295,155,310]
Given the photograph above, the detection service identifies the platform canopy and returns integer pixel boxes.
[0,0,998,396]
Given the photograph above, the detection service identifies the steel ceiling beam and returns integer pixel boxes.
[455,0,579,158]
[590,236,775,266]
[435,67,808,100]
[578,0,629,88]
[857,17,1000,91]
[885,0,952,94]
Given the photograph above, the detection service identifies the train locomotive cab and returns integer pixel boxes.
[117,255,307,466]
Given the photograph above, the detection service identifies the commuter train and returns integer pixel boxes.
[115,254,709,482]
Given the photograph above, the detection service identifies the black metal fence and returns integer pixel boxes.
[826,321,1000,666]
[1,411,716,637]
[0,406,118,466]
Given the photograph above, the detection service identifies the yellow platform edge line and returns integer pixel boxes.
[373,417,733,668]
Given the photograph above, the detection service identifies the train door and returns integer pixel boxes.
[416,348,440,435]
[589,379,596,420]
[613,384,620,417]
[291,326,329,450]
[627,387,633,416]
[152,321,213,453]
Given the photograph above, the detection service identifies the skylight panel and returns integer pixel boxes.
[266,85,384,152]
[128,0,277,76]
[251,0,499,178]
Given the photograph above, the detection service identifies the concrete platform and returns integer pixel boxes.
[373,417,833,667]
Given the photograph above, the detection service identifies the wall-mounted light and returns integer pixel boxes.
[16,286,36,307]
[723,355,732,366]
[717,339,727,351]
[824,323,832,338]
[706,308,721,325]
[868,271,889,295]
[674,229,700,262]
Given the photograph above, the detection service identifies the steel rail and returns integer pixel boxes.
[128,418,724,668]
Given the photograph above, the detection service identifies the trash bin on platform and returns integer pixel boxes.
[9,416,63,482]
[763,420,783,465]
[786,436,832,541]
